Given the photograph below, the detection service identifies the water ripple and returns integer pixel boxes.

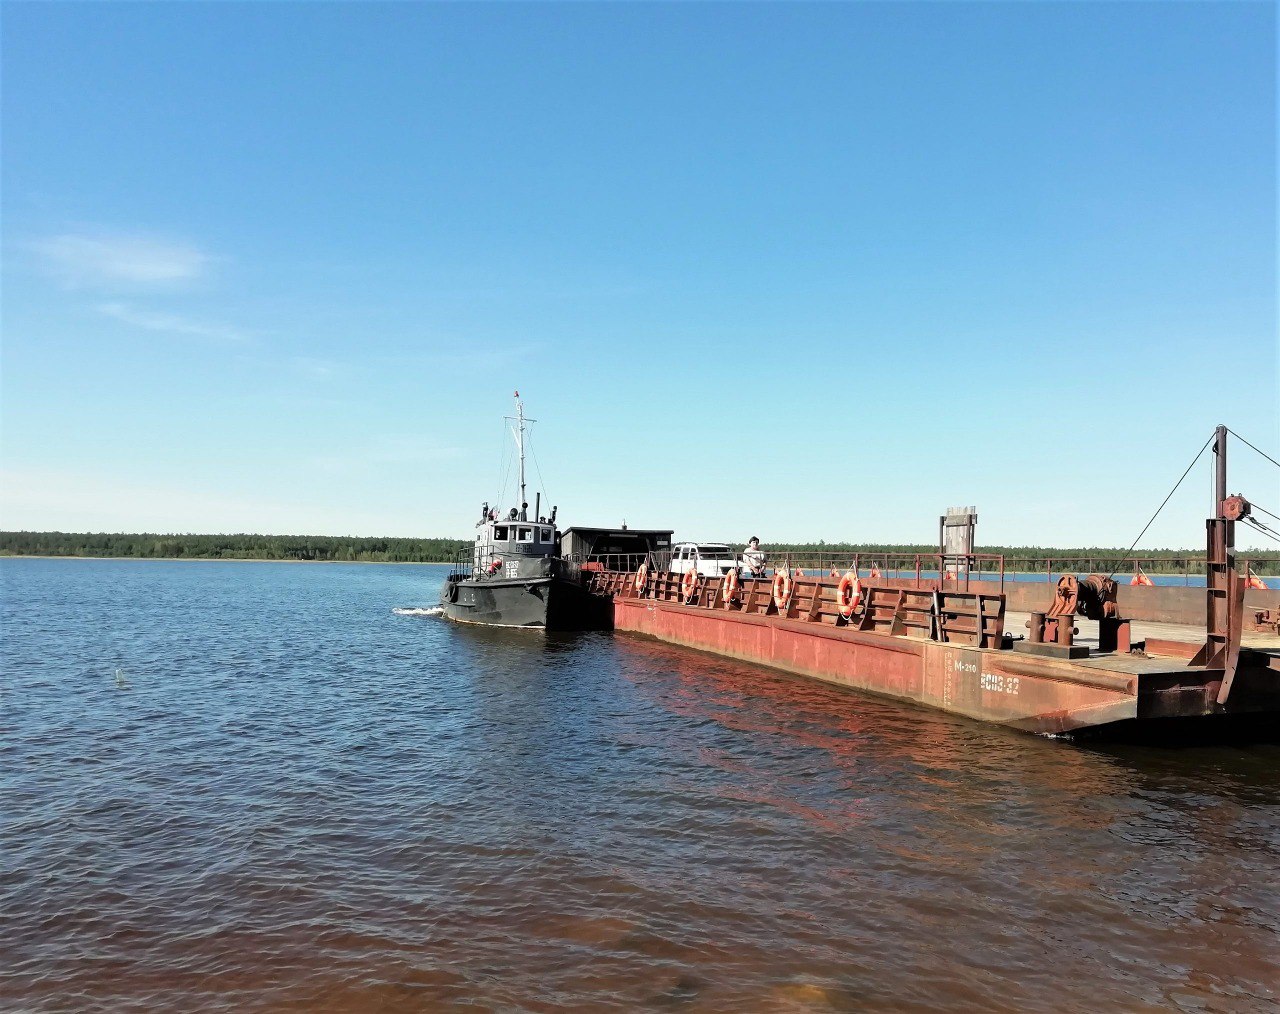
[2,558,1278,1012]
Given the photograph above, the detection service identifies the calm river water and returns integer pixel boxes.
[2,558,1277,1012]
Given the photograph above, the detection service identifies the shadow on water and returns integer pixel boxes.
[1073,712,1280,749]
[445,618,611,656]
[610,634,1280,812]
[1071,715,1280,810]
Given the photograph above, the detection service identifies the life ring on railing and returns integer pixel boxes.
[868,564,882,580]
[721,569,740,608]
[487,558,503,576]
[634,562,650,595]
[1246,573,1268,591]
[836,571,862,620]
[1130,571,1154,587]
[681,568,699,603]
[772,567,793,612]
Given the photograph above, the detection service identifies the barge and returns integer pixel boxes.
[589,427,1280,735]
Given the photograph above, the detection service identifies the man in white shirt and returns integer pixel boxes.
[741,536,767,578]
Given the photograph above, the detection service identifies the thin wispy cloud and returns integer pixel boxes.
[378,344,539,371]
[33,231,211,286]
[443,345,537,370]
[290,356,339,380]
[97,302,251,343]
[369,434,465,465]
[308,435,464,475]
[0,466,410,536]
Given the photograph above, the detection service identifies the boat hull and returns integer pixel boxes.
[441,575,612,631]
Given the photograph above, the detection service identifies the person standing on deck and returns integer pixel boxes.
[741,537,767,578]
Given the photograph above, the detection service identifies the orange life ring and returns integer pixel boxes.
[836,571,862,619]
[487,558,503,575]
[634,562,649,594]
[1246,573,1268,591]
[772,568,793,611]
[721,569,740,607]
[1130,572,1154,587]
[868,564,882,580]
[681,568,699,602]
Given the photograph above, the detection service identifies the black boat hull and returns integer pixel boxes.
[440,574,612,631]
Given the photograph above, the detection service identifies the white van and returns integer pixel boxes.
[668,542,737,578]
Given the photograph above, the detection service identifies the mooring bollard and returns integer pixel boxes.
[1027,611,1046,643]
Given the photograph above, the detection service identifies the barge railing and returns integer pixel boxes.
[573,550,1267,589]
[453,548,1273,590]
[581,551,1007,591]
[590,567,1007,649]
[1005,556,1206,584]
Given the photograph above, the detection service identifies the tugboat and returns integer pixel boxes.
[439,393,611,630]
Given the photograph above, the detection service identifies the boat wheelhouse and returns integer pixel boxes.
[473,514,559,582]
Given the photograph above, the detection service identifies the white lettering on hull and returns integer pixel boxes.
[980,672,1020,695]
[951,652,1020,695]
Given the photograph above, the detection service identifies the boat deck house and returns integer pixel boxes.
[559,526,673,565]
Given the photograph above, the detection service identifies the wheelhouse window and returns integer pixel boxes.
[492,526,509,541]
[540,528,554,543]
[517,527,534,543]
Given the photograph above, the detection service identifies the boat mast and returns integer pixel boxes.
[508,390,535,521]
[516,392,526,518]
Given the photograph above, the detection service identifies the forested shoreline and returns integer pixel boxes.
[3,531,1277,570]
[0,531,468,563]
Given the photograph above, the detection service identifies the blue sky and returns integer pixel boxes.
[2,2,1276,548]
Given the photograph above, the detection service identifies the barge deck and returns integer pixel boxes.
[589,427,1280,736]
[596,578,1280,735]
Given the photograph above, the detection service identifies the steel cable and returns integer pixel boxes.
[1242,517,1280,545]
[496,416,514,510]
[1224,428,1280,552]
[1227,427,1280,471]
[527,428,550,514]
[1107,431,1216,581]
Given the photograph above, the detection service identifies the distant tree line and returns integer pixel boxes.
[3,532,1276,572]
[758,541,1280,574]
[0,531,469,563]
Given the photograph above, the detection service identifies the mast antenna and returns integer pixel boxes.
[506,390,536,521]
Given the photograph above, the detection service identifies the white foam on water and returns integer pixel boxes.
[392,606,444,617]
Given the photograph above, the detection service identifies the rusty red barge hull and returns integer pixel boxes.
[587,427,1280,734]
[597,573,1280,736]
